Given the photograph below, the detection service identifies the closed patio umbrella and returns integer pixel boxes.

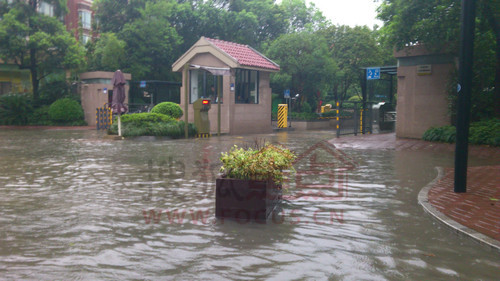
[111,70,128,136]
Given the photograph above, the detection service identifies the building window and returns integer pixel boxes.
[79,10,92,29]
[39,1,54,17]
[189,69,222,104]
[0,82,12,95]
[80,34,90,45]
[235,69,259,104]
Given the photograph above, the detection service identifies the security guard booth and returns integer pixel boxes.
[172,37,280,135]
[193,98,211,137]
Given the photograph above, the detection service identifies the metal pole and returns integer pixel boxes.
[362,69,367,134]
[184,64,189,139]
[454,0,476,193]
[217,76,221,136]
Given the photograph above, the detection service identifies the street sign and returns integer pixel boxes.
[140,81,146,88]
[284,89,290,99]
[366,67,380,80]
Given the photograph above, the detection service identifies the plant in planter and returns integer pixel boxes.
[217,142,296,222]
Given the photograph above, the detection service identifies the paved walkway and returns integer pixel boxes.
[331,133,500,251]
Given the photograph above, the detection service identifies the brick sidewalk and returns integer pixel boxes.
[331,133,500,249]
[427,166,500,245]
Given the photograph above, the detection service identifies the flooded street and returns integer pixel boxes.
[0,129,499,280]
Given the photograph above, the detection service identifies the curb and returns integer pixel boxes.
[418,167,500,253]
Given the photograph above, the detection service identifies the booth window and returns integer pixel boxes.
[190,69,222,103]
[235,69,259,104]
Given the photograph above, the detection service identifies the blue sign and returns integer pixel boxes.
[140,81,146,88]
[284,89,290,99]
[366,68,380,80]
[103,87,107,94]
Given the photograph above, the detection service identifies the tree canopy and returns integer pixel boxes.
[377,0,500,120]
[0,0,85,103]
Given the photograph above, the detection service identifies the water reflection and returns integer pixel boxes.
[0,129,498,280]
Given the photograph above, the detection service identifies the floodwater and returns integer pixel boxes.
[0,129,498,280]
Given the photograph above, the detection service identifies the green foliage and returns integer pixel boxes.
[109,120,197,138]
[27,106,53,126]
[0,94,33,125]
[288,111,318,121]
[120,112,176,126]
[422,119,500,146]
[422,126,456,143]
[151,102,183,119]
[48,98,84,123]
[0,2,86,101]
[318,25,386,102]
[118,1,183,81]
[86,32,126,71]
[38,79,71,106]
[377,0,499,120]
[301,101,313,113]
[267,32,337,110]
[220,143,296,184]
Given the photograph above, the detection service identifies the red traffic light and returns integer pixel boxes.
[202,100,210,105]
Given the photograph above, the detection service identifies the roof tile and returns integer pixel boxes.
[206,38,280,71]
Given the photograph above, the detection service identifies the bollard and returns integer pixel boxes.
[277,104,288,128]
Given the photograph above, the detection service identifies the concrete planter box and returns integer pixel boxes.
[215,178,282,222]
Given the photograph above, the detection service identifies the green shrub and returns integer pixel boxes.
[422,126,456,143]
[120,112,176,125]
[0,94,33,125]
[321,110,337,117]
[108,120,197,138]
[27,106,54,125]
[39,79,71,106]
[289,112,318,121]
[48,98,84,123]
[422,119,500,146]
[301,101,312,113]
[220,143,296,184]
[151,102,183,119]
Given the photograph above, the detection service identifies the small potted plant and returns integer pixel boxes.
[217,142,296,222]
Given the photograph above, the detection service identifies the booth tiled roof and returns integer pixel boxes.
[205,38,280,71]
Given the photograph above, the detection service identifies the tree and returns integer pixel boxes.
[118,0,182,81]
[318,25,386,102]
[279,0,329,33]
[266,32,337,111]
[377,0,500,120]
[0,1,85,103]
[87,33,126,72]
[93,0,148,33]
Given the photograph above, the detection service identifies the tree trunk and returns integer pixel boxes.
[30,48,39,104]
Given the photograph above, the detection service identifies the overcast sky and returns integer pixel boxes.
[307,0,383,28]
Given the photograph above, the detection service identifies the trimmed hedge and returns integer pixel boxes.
[151,102,183,119]
[422,119,500,146]
[48,98,84,123]
[120,112,176,125]
[109,120,197,138]
[109,112,196,138]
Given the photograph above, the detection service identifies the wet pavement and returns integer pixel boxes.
[1,129,499,280]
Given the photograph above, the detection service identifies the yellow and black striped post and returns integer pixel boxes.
[336,101,340,138]
[359,108,363,134]
[196,133,211,138]
[96,107,113,130]
[277,104,288,128]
